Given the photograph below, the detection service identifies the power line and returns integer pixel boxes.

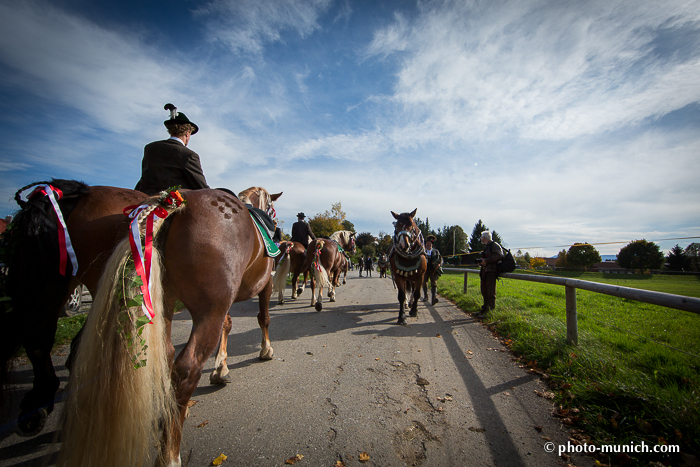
[515,237,700,251]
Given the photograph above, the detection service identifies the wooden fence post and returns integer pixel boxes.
[565,285,578,345]
[463,272,468,294]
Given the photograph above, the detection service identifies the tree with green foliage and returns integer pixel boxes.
[308,202,346,237]
[514,250,529,269]
[617,239,664,271]
[468,220,504,252]
[555,249,568,268]
[685,243,700,272]
[414,217,436,242]
[438,225,468,257]
[341,219,355,232]
[355,232,375,250]
[666,244,691,271]
[566,243,601,269]
[377,231,392,254]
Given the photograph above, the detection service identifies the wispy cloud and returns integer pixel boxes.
[195,0,332,54]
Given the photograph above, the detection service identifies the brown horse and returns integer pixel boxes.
[57,185,282,467]
[272,241,309,304]
[0,180,282,466]
[301,231,356,311]
[389,209,427,325]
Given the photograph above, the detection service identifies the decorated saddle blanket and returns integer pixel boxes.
[246,206,280,258]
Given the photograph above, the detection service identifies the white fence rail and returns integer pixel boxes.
[442,268,700,345]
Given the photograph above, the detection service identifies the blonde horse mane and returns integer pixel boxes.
[330,230,354,250]
[238,186,268,211]
[58,201,180,467]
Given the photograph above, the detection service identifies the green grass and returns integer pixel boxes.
[55,313,87,348]
[439,271,700,466]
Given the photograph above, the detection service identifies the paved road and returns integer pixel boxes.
[1,272,592,466]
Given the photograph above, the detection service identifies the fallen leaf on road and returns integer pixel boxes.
[197,420,209,428]
[335,462,346,467]
[285,454,304,464]
[534,426,543,432]
[535,390,555,400]
[435,333,441,337]
[359,452,370,462]
[466,350,473,354]
[187,400,198,408]
[375,358,380,361]
[416,377,430,386]
[468,426,486,433]
[211,454,227,465]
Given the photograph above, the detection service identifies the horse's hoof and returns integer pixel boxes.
[432,298,439,305]
[315,302,323,312]
[278,300,284,305]
[296,288,303,295]
[397,317,407,326]
[16,408,48,437]
[210,373,232,385]
[259,347,274,360]
[409,310,418,317]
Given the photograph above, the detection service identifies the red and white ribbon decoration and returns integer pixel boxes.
[124,204,168,321]
[27,185,78,276]
[313,242,323,272]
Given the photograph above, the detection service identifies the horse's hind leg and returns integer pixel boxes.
[409,282,421,317]
[160,310,228,467]
[210,314,233,384]
[16,309,61,436]
[257,279,274,360]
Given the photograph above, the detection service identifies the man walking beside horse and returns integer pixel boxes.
[422,235,443,305]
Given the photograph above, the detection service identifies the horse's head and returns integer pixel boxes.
[331,230,357,254]
[238,187,282,219]
[391,209,423,255]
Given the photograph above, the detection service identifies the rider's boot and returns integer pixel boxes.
[422,284,428,302]
[431,286,439,305]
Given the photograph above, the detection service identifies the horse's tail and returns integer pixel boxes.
[312,241,330,289]
[272,251,291,295]
[0,179,89,401]
[57,238,175,467]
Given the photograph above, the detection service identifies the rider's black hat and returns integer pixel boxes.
[297,212,305,218]
[426,235,437,242]
[164,103,199,134]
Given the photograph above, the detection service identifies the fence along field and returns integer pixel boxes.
[438,269,700,465]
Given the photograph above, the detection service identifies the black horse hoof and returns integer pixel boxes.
[296,288,303,295]
[432,298,439,305]
[315,302,323,312]
[409,310,418,317]
[16,408,48,437]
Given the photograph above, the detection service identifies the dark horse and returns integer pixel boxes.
[272,241,309,304]
[1,180,282,467]
[389,209,427,325]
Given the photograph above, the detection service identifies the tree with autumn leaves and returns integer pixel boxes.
[307,202,347,238]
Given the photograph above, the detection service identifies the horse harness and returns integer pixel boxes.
[389,225,425,277]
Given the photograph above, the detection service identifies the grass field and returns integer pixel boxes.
[438,270,700,466]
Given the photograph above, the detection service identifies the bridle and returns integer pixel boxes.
[392,222,424,259]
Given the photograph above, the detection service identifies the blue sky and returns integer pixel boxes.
[1,0,699,257]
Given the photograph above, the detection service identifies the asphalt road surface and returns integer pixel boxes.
[1,271,593,467]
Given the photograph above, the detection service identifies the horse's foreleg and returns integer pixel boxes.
[291,273,299,299]
[210,314,233,384]
[257,280,274,360]
[309,275,317,307]
[397,286,407,325]
[410,282,421,317]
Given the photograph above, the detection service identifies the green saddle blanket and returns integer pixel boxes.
[250,214,280,258]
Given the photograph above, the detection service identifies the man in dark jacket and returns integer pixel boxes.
[135,103,209,195]
[476,231,504,316]
[291,213,316,249]
[422,235,443,305]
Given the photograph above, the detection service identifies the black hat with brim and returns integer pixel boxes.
[164,103,199,134]
[426,235,437,242]
[297,212,305,218]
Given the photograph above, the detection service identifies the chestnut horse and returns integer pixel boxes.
[377,253,390,278]
[389,210,427,325]
[272,241,308,304]
[301,231,356,311]
[0,180,282,466]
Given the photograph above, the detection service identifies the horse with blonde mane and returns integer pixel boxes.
[0,179,282,466]
[272,241,309,304]
[301,230,356,311]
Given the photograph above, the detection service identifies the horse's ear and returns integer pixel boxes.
[409,208,417,218]
[271,192,283,201]
[351,232,356,238]
[391,211,400,220]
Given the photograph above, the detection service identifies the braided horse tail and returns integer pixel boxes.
[57,204,177,467]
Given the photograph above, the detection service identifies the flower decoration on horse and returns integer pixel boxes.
[158,186,186,208]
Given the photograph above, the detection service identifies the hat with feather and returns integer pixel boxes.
[426,235,437,243]
[163,103,198,134]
